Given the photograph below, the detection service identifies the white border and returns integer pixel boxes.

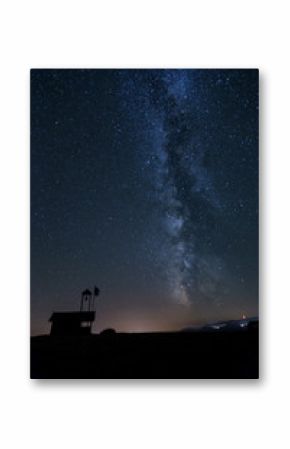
[0,1,289,448]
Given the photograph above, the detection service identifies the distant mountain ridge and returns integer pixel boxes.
[181,316,259,333]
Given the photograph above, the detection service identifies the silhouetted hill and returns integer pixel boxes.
[31,323,259,379]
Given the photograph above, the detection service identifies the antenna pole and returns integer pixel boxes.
[80,293,83,312]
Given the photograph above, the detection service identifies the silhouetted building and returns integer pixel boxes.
[49,311,95,336]
[49,287,100,336]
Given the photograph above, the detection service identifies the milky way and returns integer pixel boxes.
[119,70,258,312]
[31,69,258,334]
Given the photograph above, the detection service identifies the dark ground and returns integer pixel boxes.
[31,327,259,379]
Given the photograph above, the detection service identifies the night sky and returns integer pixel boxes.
[31,69,258,335]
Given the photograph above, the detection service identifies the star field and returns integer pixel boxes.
[31,69,258,334]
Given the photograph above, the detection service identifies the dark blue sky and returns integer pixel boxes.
[31,69,258,335]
